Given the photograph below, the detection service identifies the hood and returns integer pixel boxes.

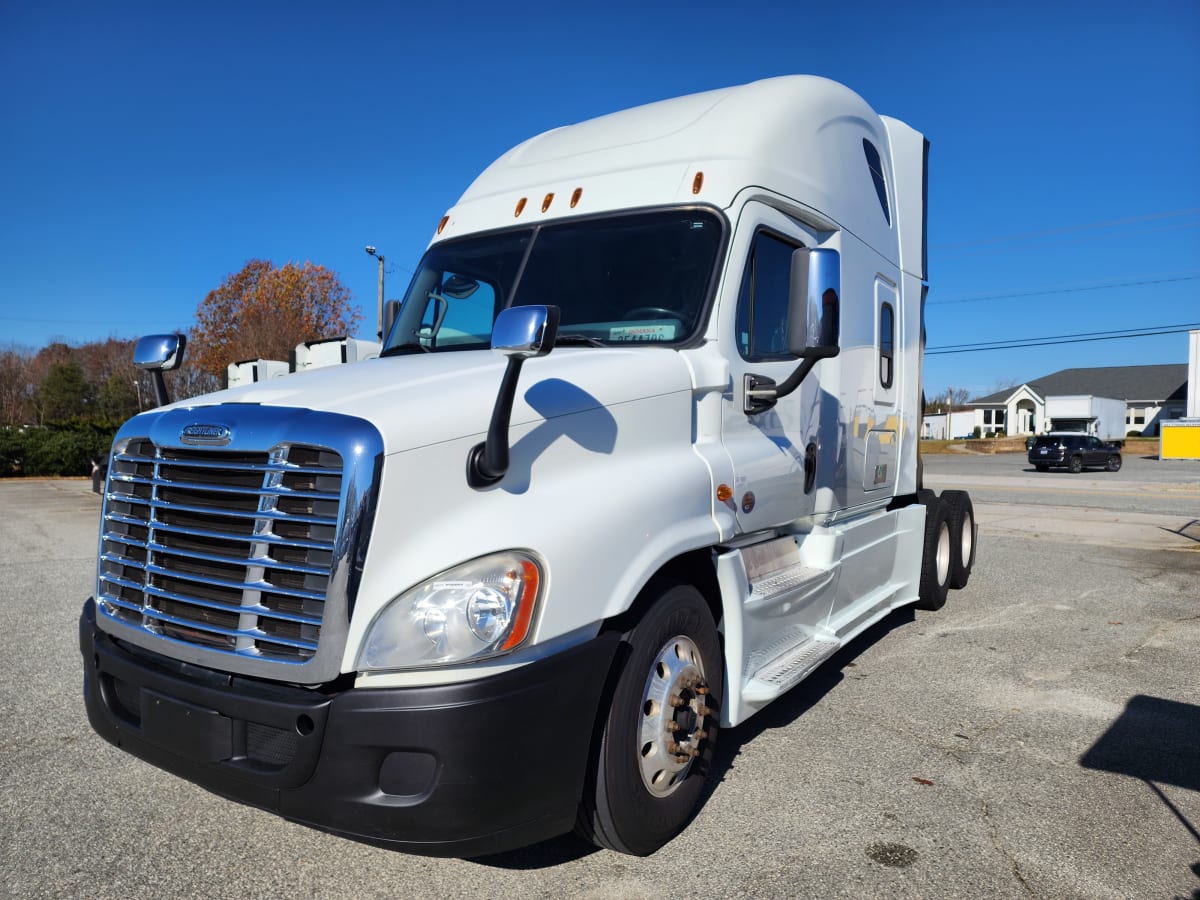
[155,347,695,454]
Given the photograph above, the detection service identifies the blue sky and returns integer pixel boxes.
[2,0,1197,399]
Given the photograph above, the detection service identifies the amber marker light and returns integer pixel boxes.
[436,215,449,235]
[500,559,541,651]
[570,187,583,208]
[542,192,554,212]
[692,172,704,195]
[716,484,733,502]
[514,197,527,217]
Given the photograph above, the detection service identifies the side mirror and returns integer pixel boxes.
[787,247,840,357]
[744,249,841,415]
[467,305,560,488]
[491,304,560,359]
[383,300,401,341]
[133,334,186,371]
[133,333,187,407]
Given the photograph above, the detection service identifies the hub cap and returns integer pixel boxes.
[637,635,711,797]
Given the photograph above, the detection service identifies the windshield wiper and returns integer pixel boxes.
[380,342,431,357]
[555,333,606,347]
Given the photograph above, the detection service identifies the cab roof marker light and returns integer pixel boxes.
[570,187,583,208]
[542,192,554,213]
[437,215,450,235]
[692,171,704,195]
[514,197,527,217]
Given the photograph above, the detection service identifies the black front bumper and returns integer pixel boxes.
[80,598,619,857]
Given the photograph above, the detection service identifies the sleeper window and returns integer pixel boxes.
[879,302,895,388]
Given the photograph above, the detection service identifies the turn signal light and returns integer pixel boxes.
[500,559,541,651]
[716,484,733,502]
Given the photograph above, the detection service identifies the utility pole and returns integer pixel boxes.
[365,245,385,339]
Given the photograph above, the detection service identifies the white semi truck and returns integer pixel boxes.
[81,76,976,857]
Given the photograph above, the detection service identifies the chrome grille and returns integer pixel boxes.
[98,439,344,665]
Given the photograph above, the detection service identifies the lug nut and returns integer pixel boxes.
[665,721,680,732]
[695,704,710,717]
[668,694,683,708]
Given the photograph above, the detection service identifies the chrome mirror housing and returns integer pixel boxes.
[133,334,186,371]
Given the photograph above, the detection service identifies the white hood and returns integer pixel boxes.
[161,347,696,454]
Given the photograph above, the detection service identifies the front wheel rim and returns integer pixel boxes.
[637,635,711,797]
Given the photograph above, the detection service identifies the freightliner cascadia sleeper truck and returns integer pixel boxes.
[81,75,977,857]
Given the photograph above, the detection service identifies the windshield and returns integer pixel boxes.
[382,208,724,354]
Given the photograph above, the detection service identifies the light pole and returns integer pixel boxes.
[365,245,384,340]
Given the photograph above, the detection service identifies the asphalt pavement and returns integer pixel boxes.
[1,465,1197,899]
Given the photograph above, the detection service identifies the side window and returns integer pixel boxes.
[863,139,891,225]
[879,302,895,388]
[736,231,801,360]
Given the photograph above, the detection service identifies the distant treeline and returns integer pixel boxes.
[0,337,218,477]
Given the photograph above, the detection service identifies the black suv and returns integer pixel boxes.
[1028,433,1121,473]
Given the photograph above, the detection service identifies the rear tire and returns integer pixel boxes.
[916,493,952,610]
[941,490,976,590]
[576,582,722,856]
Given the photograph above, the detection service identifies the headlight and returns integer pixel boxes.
[359,551,542,670]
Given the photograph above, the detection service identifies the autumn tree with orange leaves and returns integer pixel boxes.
[189,260,362,376]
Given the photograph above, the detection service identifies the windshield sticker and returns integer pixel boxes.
[608,324,676,342]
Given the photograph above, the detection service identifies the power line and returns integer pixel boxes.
[931,207,1200,251]
[928,272,1200,306]
[930,322,1200,352]
[926,323,1200,356]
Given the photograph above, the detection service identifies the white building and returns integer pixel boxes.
[966,364,1189,437]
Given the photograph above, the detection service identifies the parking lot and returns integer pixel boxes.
[1,455,1197,899]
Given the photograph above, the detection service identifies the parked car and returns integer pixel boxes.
[1028,433,1121,473]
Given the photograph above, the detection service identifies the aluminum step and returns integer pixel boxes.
[742,636,840,703]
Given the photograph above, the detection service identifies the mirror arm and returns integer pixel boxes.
[776,346,839,399]
[150,371,171,408]
[743,346,839,415]
[467,356,525,488]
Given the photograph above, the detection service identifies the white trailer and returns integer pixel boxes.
[1045,394,1126,440]
[291,336,381,371]
[82,76,976,858]
[225,357,290,388]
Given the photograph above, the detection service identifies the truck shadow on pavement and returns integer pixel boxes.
[470,609,915,870]
[1080,694,1200,895]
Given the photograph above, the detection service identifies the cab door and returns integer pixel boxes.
[721,207,822,532]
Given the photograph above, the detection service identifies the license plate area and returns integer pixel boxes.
[142,689,234,763]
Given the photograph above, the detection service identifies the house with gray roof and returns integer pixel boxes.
[966,364,1189,436]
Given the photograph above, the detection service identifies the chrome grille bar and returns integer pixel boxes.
[93,409,382,682]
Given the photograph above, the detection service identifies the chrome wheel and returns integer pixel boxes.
[935,519,952,586]
[638,635,711,797]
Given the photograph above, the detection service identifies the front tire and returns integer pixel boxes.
[577,582,722,855]
[1068,455,1083,474]
[1106,454,1122,472]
